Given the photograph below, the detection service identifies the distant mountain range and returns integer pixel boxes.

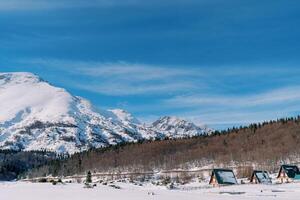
[0,72,212,154]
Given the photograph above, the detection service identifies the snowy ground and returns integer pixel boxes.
[0,181,300,200]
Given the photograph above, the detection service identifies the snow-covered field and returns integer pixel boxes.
[1,181,300,200]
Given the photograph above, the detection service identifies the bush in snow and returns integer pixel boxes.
[109,184,121,189]
[161,176,171,185]
[167,182,175,190]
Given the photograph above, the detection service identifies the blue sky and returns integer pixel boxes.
[1,0,300,129]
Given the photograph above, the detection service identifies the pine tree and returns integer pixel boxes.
[86,171,92,183]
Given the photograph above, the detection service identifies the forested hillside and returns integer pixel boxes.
[0,150,57,180]
[26,116,300,178]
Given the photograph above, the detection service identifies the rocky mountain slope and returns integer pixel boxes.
[0,72,211,154]
[151,116,212,138]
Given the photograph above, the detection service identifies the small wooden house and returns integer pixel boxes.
[209,169,238,187]
[277,165,300,183]
[250,170,272,184]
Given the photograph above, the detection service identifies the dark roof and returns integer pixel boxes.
[211,169,238,185]
[251,170,271,184]
[279,165,300,179]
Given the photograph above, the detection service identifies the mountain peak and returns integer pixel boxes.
[0,72,41,86]
[108,109,141,125]
[157,116,187,124]
[151,116,211,138]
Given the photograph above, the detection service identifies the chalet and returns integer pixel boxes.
[209,169,238,187]
[250,170,272,184]
[277,165,300,183]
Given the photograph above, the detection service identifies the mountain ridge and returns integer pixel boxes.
[0,72,211,154]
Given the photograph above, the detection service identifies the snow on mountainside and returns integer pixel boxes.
[151,116,212,138]
[0,72,211,154]
[108,109,141,125]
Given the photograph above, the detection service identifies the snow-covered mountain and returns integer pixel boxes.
[151,116,212,138]
[0,72,211,154]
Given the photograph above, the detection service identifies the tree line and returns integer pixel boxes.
[25,116,300,178]
[0,150,57,180]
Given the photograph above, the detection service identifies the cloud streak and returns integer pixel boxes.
[160,86,300,129]
[25,59,300,94]
[76,81,195,96]
[0,0,207,11]
[0,0,135,11]
[185,107,300,129]
[24,59,203,96]
[75,62,199,81]
[0,0,73,11]
[165,86,300,108]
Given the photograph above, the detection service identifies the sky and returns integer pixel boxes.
[1,0,300,130]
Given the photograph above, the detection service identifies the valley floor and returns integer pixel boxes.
[1,181,300,200]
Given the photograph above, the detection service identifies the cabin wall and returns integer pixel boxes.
[278,171,291,183]
[209,175,218,187]
[251,176,258,184]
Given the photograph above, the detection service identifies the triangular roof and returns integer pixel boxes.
[277,165,300,179]
[250,170,271,184]
[209,169,238,185]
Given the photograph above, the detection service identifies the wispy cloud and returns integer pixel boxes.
[0,0,206,11]
[124,85,300,127]
[184,102,300,129]
[15,60,299,100]
[0,0,71,11]
[165,86,300,108]
[182,110,294,130]
[75,62,197,81]
[75,81,195,96]
[0,0,130,11]
[21,59,300,97]
[160,86,300,128]
[24,59,203,95]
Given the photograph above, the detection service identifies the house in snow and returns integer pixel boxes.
[250,170,272,184]
[277,165,300,183]
[209,169,238,187]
